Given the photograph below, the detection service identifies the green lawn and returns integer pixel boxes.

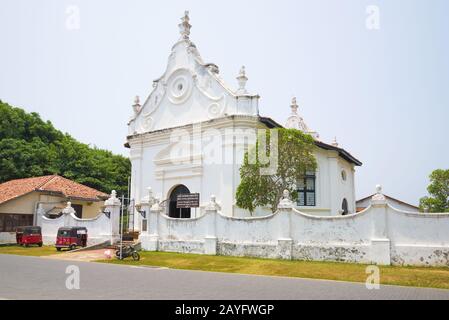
[0,245,61,256]
[99,251,449,290]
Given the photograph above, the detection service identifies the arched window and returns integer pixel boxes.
[168,185,191,219]
[342,198,349,215]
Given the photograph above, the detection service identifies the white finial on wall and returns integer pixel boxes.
[179,10,191,40]
[376,184,382,194]
[278,190,293,209]
[236,66,248,95]
[371,184,386,203]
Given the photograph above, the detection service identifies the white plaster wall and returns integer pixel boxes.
[337,159,356,214]
[38,211,115,246]
[387,205,449,266]
[0,232,16,244]
[140,203,449,266]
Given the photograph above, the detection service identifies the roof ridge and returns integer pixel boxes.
[40,175,109,197]
[36,174,59,190]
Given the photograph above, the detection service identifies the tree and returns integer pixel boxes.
[0,100,131,196]
[236,128,317,214]
[419,169,449,213]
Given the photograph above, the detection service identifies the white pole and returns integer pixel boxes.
[120,194,124,260]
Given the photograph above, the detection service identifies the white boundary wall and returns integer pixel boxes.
[139,190,449,267]
[37,191,121,246]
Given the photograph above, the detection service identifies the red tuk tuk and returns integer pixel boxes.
[16,226,43,247]
[55,227,88,251]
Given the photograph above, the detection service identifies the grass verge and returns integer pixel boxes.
[98,251,449,290]
[0,245,62,257]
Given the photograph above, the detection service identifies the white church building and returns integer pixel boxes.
[15,11,446,267]
[126,11,362,231]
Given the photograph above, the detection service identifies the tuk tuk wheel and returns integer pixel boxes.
[132,252,140,261]
[25,244,29,248]
[38,242,43,247]
[56,247,61,251]
[70,244,76,251]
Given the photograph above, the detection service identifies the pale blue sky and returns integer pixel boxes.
[1,0,448,205]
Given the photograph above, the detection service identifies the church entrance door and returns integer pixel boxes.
[168,185,191,219]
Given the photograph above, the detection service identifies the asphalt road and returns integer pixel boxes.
[1,254,449,300]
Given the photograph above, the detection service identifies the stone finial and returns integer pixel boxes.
[290,97,298,114]
[141,187,155,206]
[331,136,339,147]
[376,184,382,194]
[236,66,248,95]
[62,202,75,215]
[206,195,220,211]
[132,95,141,114]
[105,190,121,206]
[178,10,191,40]
[278,190,294,209]
[151,196,162,211]
[371,184,386,204]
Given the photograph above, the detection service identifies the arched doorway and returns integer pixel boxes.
[342,198,349,216]
[168,185,191,219]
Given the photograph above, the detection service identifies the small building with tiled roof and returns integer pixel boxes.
[0,175,108,235]
[356,193,420,213]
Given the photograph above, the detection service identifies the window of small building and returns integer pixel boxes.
[297,172,316,207]
[0,214,33,232]
[72,204,83,218]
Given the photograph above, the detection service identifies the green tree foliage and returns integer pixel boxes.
[236,128,317,214]
[0,100,130,196]
[419,169,449,213]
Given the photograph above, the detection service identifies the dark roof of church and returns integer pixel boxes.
[259,116,362,166]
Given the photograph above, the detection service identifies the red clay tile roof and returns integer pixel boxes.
[0,175,109,205]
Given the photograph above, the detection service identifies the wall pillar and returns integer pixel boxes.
[204,195,218,255]
[277,190,294,260]
[104,190,122,245]
[62,202,76,227]
[139,189,161,251]
[369,185,391,265]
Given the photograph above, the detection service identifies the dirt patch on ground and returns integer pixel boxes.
[44,249,115,262]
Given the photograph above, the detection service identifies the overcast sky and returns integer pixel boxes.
[1,0,448,205]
